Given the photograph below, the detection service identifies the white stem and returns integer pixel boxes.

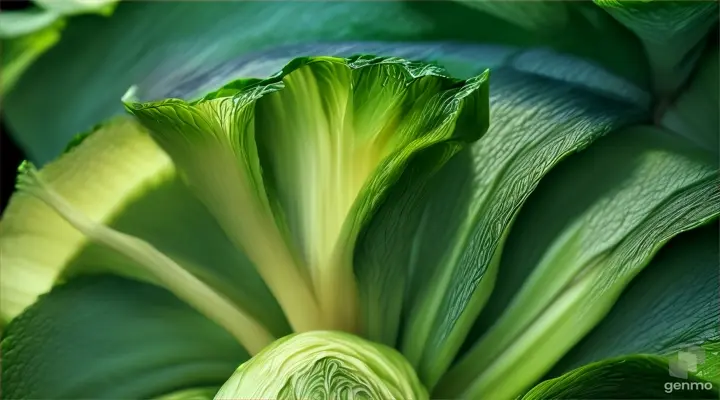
[18,165,274,355]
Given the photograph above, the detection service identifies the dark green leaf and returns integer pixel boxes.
[661,46,719,155]
[551,223,719,375]
[0,275,246,399]
[355,59,647,390]
[594,0,719,96]
[437,126,719,399]
[4,1,650,164]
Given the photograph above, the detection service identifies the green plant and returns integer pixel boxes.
[1,1,718,399]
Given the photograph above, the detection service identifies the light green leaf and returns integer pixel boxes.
[355,61,647,389]
[0,275,247,399]
[697,341,720,383]
[127,55,489,334]
[521,351,719,400]
[0,117,289,341]
[661,46,719,154]
[35,0,118,17]
[215,331,428,400]
[436,126,719,399]
[551,224,719,375]
[594,0,719,95]
[0,8,61,38]
[4,1,649,164]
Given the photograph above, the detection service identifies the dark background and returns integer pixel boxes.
[1,0,32,214]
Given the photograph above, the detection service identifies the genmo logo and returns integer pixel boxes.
[664,381,713,394]
[665,346,714,394]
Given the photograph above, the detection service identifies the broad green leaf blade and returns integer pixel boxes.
[354,59,647,388]
[127,56,489,334]
[4,0,649,164]
[0,117,289,338]
[452,0,649,84]
[661,46,719,154]
[0,275,247,399]
[594,0,719,96]
[551,224,719,375]
[521,352,720,400]
[436,126,720,399]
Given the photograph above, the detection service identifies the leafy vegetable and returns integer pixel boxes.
[1,3,718,398]
[215,331,427,400]
[125,56,488,334]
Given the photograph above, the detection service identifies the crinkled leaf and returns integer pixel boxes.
[436,126,719,399]
[0,117,289,339]
[4,0,650,164]
[0,275,247,399]
[215,331,427,400]
[551,224,719,375]
[127,56,489,334]
[353,56,647,389]
[595,0,719,95]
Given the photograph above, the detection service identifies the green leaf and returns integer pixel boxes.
[451,0,650,83]
[594,0,719,96]
[521,352,719,400]
[0,8,61,38]
[661,46,719,154]
[436,126,719,399]
[215,331,428,400]
[0,275,247,399]
[0,117,289,342]
[155,388,217,400]
[4,0,649,164]
[354,61,647,389]
[551,224,719,375]
[34,0,118,17]
[0,19,63,94]
[0,1,118,93]
[127,55,489,334]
